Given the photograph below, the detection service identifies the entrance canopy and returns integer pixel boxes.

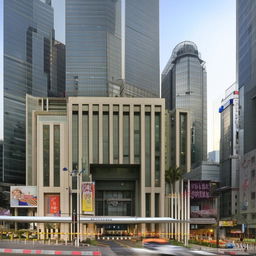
[0,216,189,224]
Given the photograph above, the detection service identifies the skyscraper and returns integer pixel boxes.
[50,40,66,97]
[3,0,65,184]
[237,0,256,234]
[162,41,207,167]
[66,0,159,97]
[219,83,239,220]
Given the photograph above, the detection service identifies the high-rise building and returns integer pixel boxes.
[219,84,239,220]
[208,151,220,163]
[66,0,159,97]
[3,0,65,184]
[237,0,256,233]
[50,40,66,97]
[162,41,207,168]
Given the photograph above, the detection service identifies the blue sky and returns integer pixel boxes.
[1,0,236,153]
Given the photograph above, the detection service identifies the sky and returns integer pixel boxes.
[1,0,236,154]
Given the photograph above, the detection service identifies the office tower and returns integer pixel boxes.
[66,0,159,97]
[208,151,220,163]
[3,0,64,184]
[50,40,66,97]
[219,83,239,221]
[162,41,207,168]
[237,0,256,234]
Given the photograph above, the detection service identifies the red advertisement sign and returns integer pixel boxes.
[49,195,60,214]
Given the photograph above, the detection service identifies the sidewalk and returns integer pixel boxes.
[0,240,105,255]
[189,243,256,255]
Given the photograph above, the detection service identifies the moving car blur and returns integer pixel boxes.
[141,238,217,256]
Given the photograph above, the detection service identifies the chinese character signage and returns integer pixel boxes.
[190,181,210,199]
[10,186,37,207]
[82,182,95,214]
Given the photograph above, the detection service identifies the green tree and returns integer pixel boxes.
[165,166,185,193]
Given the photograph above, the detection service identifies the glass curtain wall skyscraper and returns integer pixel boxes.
[3,0,64,184]
[162,41,207,168]
[237,0,256,232]
[66,0,159,97]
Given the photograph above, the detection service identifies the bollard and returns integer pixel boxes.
[65,238,67,246]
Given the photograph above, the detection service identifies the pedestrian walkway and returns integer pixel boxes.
[0,248,101,255]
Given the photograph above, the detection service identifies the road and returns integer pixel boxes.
[1,240,256,255]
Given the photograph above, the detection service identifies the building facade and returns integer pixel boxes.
[27,95,165,236]
[208,151,220,163]
[66,0,159,97]
[237,0,256,233]
[219,84,239,220]
[165,109,191,244]
[3,0,65,184]
[50,40,66,97]
[165,109,191,172]
[162,41,207,168]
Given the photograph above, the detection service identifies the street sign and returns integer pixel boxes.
[219,220,236,227]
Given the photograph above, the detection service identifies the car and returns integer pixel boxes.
[142,238,217,256]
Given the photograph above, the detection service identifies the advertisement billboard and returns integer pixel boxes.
[82,182,95,214]
[10,186,37,207]
[190,180,210,199]
[44,194,60,216]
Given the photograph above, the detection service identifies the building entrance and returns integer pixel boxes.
[90,164,140,217]
[96,189,134,216]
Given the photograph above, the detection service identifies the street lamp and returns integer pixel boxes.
[63,167,84,247]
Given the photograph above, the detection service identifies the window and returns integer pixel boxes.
[146,193,151,217]
[54,125,60,187]
[145,113,151,187]
[93,111,99,163]
[43,125,50,187]
[113,112,119,163]
[134,112,140,163]
[123,112,130,164]
[103,112,109,163]
[155,113,161,187]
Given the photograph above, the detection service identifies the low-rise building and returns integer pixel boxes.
[26,95,166,239]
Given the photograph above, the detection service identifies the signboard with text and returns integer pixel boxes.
[219,220,236,227]
[82,182,95,214]
[190,181,210,199]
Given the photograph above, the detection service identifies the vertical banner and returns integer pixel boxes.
[82,182,95,214]
[49,195,60,214]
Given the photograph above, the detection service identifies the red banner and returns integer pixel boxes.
[49,195,60,214]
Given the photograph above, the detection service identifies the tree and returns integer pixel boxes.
[165,166,185,193]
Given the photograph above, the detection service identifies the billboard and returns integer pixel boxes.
[49,195,60,214]
[82,182,95,214]
[219,220,236,227]
[190,208,217,218]
[10,186,37,207]
[190,180,210,199]
[44,194,60,216]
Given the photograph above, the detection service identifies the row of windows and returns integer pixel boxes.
[72,111,161,187]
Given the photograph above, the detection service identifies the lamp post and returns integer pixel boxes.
[63,167,84,247]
